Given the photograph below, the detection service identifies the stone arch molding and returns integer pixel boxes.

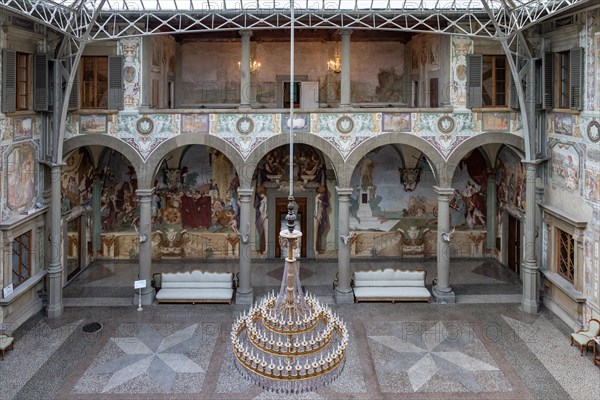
[143,133,245,189]
[63,135,144,177]
[246,134,346,187]
[444,132,525,185]
[344,132,446,187]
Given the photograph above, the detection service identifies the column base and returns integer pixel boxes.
[432,285,456,304]
[335,288,355,304]
[521,298,539,314]
[134,289,155,306]
[46,303,64,319]
[236,289,254,305]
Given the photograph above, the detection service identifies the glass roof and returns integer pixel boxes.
[67,0,508,12]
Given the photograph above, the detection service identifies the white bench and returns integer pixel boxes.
[353,269,431,302]
[153,270,235,304]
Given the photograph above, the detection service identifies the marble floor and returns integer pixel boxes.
[1,259,599,399]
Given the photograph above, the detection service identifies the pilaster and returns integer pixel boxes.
[236,188,254,304]
[432,186,455,303]
[135,188,155,306]
[335,187,354,304]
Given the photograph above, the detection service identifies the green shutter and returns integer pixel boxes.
[570,47,583,110]
[34,53,49,111]
[543,53,553,110]
[2,49,17,113]
[466,54,482,108]
[108,55,124,110]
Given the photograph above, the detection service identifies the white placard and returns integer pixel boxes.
[3,283,14,298]
[134,279,147,289]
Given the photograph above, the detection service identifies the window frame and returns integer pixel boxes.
[556,227,574,283]
[12,230,32,288]
[557,51,570,109]
[482,55,508,107]
[81,55,108,109]
[16,51,29,111]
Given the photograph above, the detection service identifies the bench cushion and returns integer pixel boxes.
[354,286,431,300]
[0,336,14,350]
[162,281,232,289]
[354,269,425,283]
[162,271,233,283]
[156,288,234,302]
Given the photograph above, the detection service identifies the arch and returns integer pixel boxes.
[344,133,446,187]
[143,133,245,189]
[63,135,143,176]
[247,134,345,186]
[445,132,525,185]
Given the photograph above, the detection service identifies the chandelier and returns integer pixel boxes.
[327,53,341,73]
[231,204,348,394]
[238,59,261,74]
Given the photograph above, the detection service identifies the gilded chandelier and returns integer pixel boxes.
[231,204,348,393]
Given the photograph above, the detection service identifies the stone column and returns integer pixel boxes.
[140,36,152,108]
[47,164,63,318]
[339,29,352,108]
[135,189,154,305]
[236,188,254,304]
[521,162,539,313]
[433,186,455,303]
[240,30,252,109]
[486,172,497,250]
[92,174,102,255]
[335,187,354,303]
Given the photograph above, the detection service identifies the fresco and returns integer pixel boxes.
[553,113,572,136]
[61,149,94,211]
[495,146,525,211]
[550,142,581,192]
[449,149,489,229]
[254,145,328,255]
[5,144,36,213]
[152,146,240,258]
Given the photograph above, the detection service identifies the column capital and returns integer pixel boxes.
[239,29,253,38]
[339,29,353,37]
[135,188,155,197]
[336,187,353,197]
[433,186,455,196]
[521,158,547,166]
[238,188,254,198]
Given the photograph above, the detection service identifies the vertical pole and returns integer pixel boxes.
[521,162,540,313]
[135,189,154,305]
[236,188,254,304]
[335,187,354,303]
[340,29,353,108]
[46,164,64,318]
[240,30,252,109]
[433,186,456,303]
[486,172,497,250]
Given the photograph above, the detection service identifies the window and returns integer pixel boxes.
[16,52,29,110]
[556,228,574,283]
[557,51,570,109]
[12,231,32,287]
[482,55,507,107]
[81,56,108,108]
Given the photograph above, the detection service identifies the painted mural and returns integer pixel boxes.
[449,150,489,229]
[495,146,525,212]
[152,146,240,259]
[254,145,329,256]
[61,149,94,212]
[550,142,581,192]
[5,143,36,213]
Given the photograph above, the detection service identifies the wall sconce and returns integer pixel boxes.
[340,230,356,245]
[238,223,250,244]
[327,53,341,73]
[441,226,456,243]
[134,225,148,243]
[238,59,261,74]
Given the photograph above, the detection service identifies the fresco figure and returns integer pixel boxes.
[358,157,374,187]
[254,185,268,255]
[315,184,330,254]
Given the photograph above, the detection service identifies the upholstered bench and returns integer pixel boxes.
[0,334,14,360]
[153,270,236,304]
[353,269,431,302]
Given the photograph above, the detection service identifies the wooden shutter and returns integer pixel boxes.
[543,53,554,110]
[466,54,482,108]
[1,49,17,113]
[67,59,79,110]
[33,53,49,111]
[108,55,124,110]
[509,75,519,109]
[570,47,583,110]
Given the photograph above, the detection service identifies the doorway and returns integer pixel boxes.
[507,214,521,274]
[66,216,82,281]
[275,197,307,258]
